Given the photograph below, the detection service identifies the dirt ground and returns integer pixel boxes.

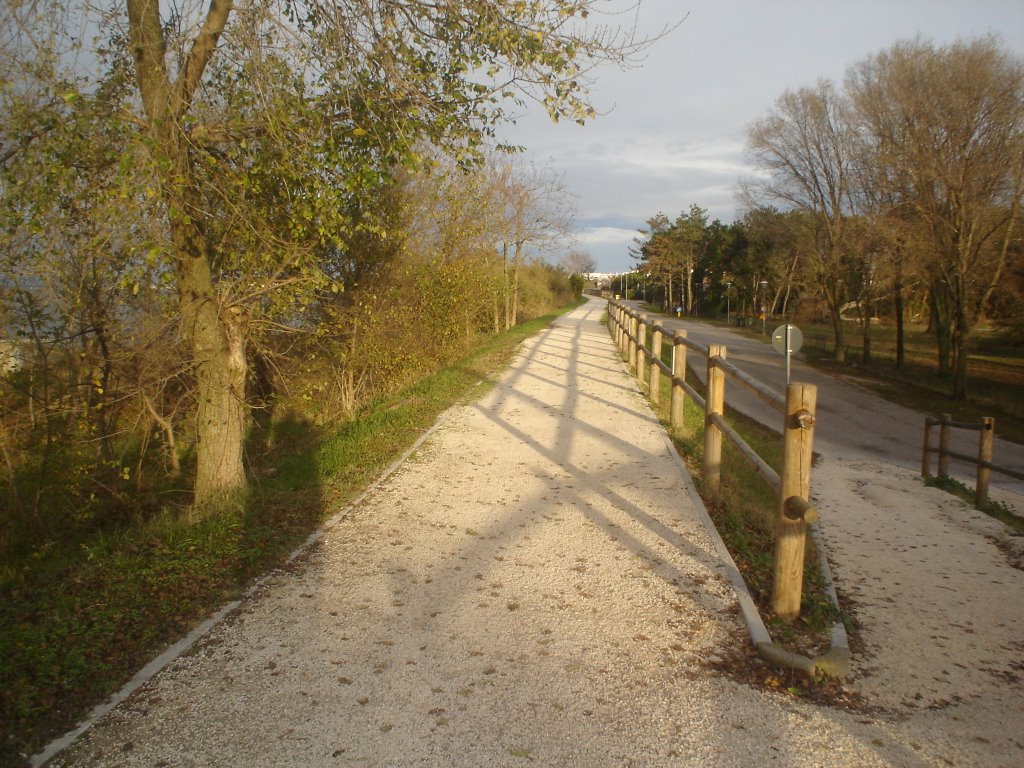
[39,298,1024,767]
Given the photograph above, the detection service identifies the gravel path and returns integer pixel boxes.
[46,299,1024,767]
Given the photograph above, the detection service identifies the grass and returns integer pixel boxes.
[0,303,581,767]
[795,320,1023,444]
[924,474,1024,534]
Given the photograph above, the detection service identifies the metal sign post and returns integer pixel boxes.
[771,324,803,385]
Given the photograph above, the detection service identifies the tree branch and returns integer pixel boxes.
[174,0,234,118]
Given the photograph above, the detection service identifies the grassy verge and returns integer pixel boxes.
[799,322,1024,444]
[924,475,1024,534]
[633,334,850,678]
[0,303,579,767]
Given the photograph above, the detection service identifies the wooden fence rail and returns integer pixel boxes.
[606,300,819,620]
[921,414,1024,507]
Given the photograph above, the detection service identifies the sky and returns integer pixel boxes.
[496,0,1024,273]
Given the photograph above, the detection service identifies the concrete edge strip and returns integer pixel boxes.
[809,520,851,657]
[31,407,458,768]
[609,316,849,678]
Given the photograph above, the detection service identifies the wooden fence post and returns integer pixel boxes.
[650,325,663,404]
[976,417,995,507]
[921,417,933,477]
[938,413,951,478]
[671,331,687,430]
[628,313,639,371]
[704,345,726,502]
[636,314,648,386]
[772,382,818,621]
[621,309,631,357]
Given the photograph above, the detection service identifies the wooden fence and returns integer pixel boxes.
[921,414,1024,507]
[607,300,819,621]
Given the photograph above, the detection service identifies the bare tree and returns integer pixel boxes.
[561,249,596,278]
[848,37,1024,398]
[746,80,860,361]
[493,160,575,328]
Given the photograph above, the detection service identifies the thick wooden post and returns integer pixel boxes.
[704,345,726,502]
[921,417,933,477]
[671,331,687,430]
[938,413,951,478]
[614,305,623,349]
[976,417,994,507]
[636,314,648,386]
[772,382,817,621]
[650,325,663,403]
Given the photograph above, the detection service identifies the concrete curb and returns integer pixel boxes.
[31,408,458,768]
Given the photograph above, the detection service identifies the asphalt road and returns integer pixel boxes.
[623,301,1024,509]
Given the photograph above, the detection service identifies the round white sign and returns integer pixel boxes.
[771,324,803,355]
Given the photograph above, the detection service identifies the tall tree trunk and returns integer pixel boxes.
[859,308,871,365]
[685,258,693,314]
[893,267,905,369]
[172,207,248,503]
[193,306,247,499]
[510,240,522,328]
[930,281,952,377]
[127,0,245,507]
[829,305,846,364]
[950,279,970,401]
[502,243,512,330]
[822,270,845,363]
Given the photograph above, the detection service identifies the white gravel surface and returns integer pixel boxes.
[46,299,1024,767]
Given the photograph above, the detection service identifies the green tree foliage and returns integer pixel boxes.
[1,0,657,515]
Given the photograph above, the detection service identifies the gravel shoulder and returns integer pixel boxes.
[46,299,1024,767]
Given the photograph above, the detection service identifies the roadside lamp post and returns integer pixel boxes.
[759,279,768,336]
[724,281,732,325]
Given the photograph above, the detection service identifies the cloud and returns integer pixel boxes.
[576,226,639,246]
[501,0,1024,273]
